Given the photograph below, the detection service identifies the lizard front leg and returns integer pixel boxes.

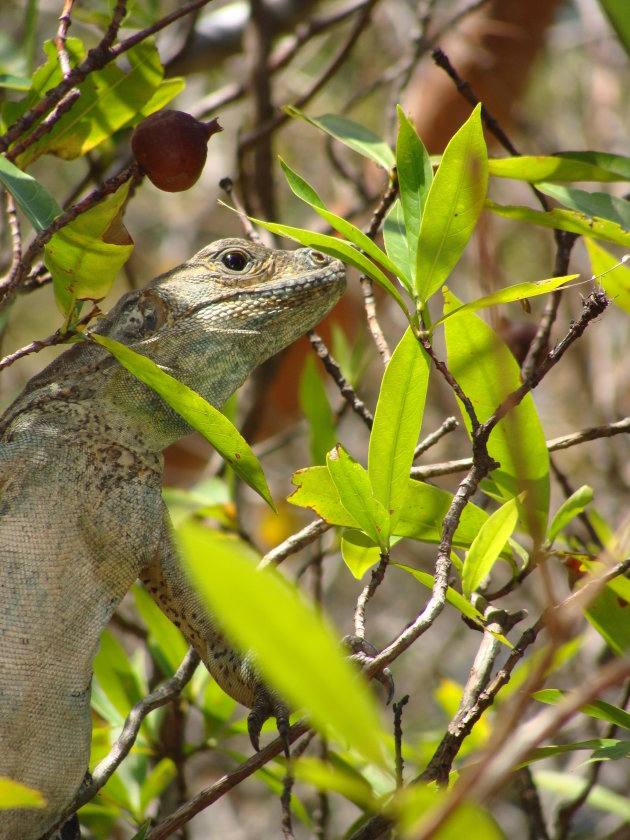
[139,511,290,751]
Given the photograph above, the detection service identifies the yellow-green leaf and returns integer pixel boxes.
[585,238,630,313]
[368,327,429,529]
[416,104,488,302]
[92,335,274,509]
[462,497,518,598]
[0,777,46,810]
[443,288,550,543]
[179,520,387,766]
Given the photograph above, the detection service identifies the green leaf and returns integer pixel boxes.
[393,565,486,625]
[279,158,411,289]
[93,629,144,718]
[443,288,550,543]
[288,469,495,552]
[92,335,275,509]
[178,520,387,767]
[299,355,337,466]
[9,38,165,167]
[486,200,630,248]
[289,465,360,528]
[0,155,60,231]
[488,153,630,183]
[132,584,189,677]
[383,199,412,287]
[139,759,176,816]
[284,106,395,170]
[245,213,411,316]
[585,238,630,314]
[0,777,46,810]
[327,445,391,549]
[293,756,377,810]
[368,327,430,529]
[537,182,630,231]
[598,0,630,57]
[535,689,630,730]
[416,103,488,302]
[395,107,433,282]
[584,586,630,655]
[547,485,594,544]
[431,274,579,330]
[535,770,630,821]
[341,529,381,579]
[462,498,518,598]
[44,180,133,318]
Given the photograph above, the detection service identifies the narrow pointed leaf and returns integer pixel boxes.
[368,327,429,528]
[416,104,488,301]
[327,445,390,549]
[92,335,275,508]
[488,153,630,183]
[179,520,387,766]
[537,182,630,230]
[284,107,395,170]
[462,498,518,598]
[431,274,579,330]
[548,485,594,544]
[443,289,550,542]
[486,200,630,248]
[247,214,410,315]
[279,158,411,289]
[395,107,433,281]
[0,156,60,232]
[383,199,412,286]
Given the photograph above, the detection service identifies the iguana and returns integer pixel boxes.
[0,237,345,839]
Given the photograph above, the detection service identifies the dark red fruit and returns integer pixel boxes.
[131,110,222,192]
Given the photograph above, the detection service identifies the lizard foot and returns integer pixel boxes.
[248,686,291,758]
[344,635,395,704]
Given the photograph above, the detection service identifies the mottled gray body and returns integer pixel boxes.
[0,239,345,838]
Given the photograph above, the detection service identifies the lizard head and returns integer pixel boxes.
[102,236,346,416]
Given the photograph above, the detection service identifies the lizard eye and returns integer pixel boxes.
[221,250,249,272]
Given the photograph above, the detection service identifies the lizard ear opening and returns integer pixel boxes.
[139,291,168,333]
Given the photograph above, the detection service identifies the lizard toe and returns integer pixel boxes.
[344,635,395,704]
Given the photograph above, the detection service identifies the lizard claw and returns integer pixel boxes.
[247,686,291,758]
[344,635,395,704]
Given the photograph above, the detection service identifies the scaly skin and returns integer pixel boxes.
[0,238,345,838]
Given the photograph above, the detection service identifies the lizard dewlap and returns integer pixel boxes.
[0,238,345,839]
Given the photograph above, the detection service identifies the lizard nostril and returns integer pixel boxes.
[309,250,328,266]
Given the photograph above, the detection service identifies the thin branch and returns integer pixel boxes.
[0,0,212,156]
[308,330,374,429]
[413,416,458,459]
[0,162,142,307]
[0,305,100,373]
[55,0,76,77]
[42,648,200,838]
[393,695,410,789]
[514,767,551,840]
[354,552,389,639]
[258,518,332,570]
[238,0,380,154]
[359,275,391,365]
[145,721,311,840]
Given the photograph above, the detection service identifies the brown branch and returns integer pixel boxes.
[354,552,389,639]
[0,161,142,308]
[55,0,76,77]
[308,330,374,429]
[238,0,380,154]
[0,0,211,156]
[413,416,458,459]
[258,518,332,570]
